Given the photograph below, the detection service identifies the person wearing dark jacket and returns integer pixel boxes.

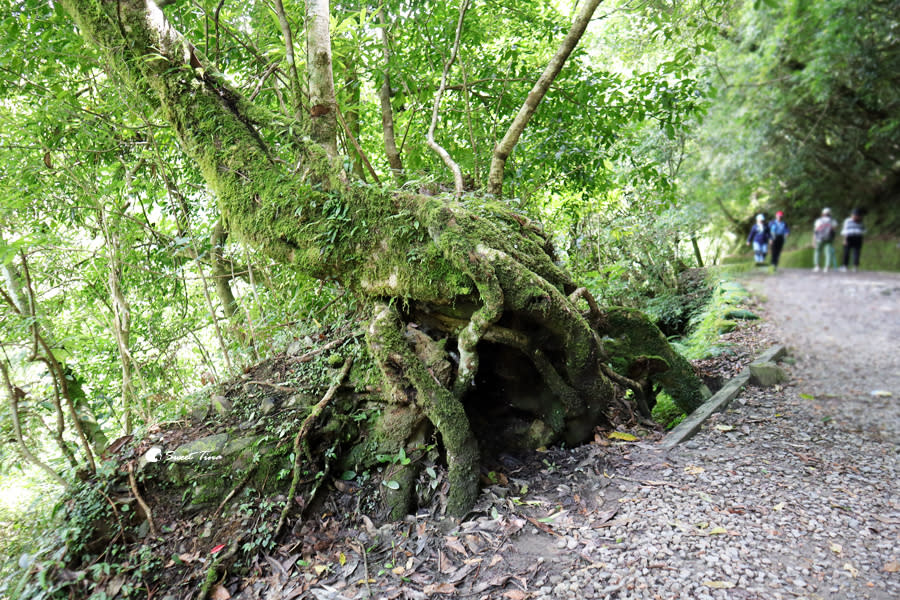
[747,213,771,265]
[840,208,866,272]
[768,211,790,270]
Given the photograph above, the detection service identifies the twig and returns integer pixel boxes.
[426,0,470,197]
[335,105,381,184]
[274,358,354,537]
[525,515,562,537]
[128,462,157,537]
[213,466,257,518]
[355,540,372,598]
[599,363,651,418]
[96,487,126,542]
[246,380,298,393]
[287,331,360,364]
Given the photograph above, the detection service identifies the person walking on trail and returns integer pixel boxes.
[769,211,790,270]
[813,208,838,272]
[747,213,771,266]
[840,208,866,272]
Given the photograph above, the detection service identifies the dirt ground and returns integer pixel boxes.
[143,268,900,599]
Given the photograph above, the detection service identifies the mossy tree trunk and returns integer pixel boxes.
[61,0,704,517]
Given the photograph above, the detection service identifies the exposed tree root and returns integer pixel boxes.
[275,357,353,538]
[127,462,157,537]
[368,302,479,517]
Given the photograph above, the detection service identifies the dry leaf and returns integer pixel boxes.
[773,502,785,511]
[883,561,900,573]
[312,564,328,575]
[714,424,735,432]
[869,390,892,397]
[843,563,859,577]
[830,543,842,555]
[338,552,346,566]
[423,583,457,594]
[703,580,735,589]
[391,566,405,575]
[708,527,728,535]
[503,591,527,600]
[178,552,200,563]
[608,431,638,441]
[210,584,231,600]
[445,536,468,556]
[684,465,705,475]
[594,508,618,524]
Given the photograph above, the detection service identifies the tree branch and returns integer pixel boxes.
[426,0,470,198]
[272,0,305,121]
[377,7,404,181]
[488,0,602,197]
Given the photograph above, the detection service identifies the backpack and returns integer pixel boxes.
[815,219,835,243]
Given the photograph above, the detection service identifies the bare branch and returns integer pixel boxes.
[272,0,305,120]
[426,0,470,198]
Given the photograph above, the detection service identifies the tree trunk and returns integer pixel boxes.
[60,0,703,517]
[1,363,69,487]
[377,8,404,181]
[306,0,338,156]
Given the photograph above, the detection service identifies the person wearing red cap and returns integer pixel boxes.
[768,210,790,270]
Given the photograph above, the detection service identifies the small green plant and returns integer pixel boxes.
[651,391,686,429]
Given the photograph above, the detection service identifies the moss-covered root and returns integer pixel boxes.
[599,307,705,414]
[489,252,612,440]
[446,246,504,397]
[368,303,479,517]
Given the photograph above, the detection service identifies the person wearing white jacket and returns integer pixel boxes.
[840,208,866,272]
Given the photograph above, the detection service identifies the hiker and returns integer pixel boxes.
[812,208,838,272]
[840,208,866,272]
[747,213,770,265]
[769,211,790,270]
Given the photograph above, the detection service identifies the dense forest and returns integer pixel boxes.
[1,0,898,596]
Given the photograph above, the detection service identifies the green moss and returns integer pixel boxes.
[651,391,686,429]
[676,275,752,359]
[716,319,737,334]
[601,307,705,414]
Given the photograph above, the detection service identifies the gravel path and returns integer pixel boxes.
[513,269,900,600]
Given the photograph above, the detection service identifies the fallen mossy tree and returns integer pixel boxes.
[59,0,706,519]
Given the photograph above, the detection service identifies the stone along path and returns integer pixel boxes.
[516,269,900,600]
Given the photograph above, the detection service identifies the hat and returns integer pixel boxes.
[822,207,831,215]
[775,211,784,218]
[756,213,765,221]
